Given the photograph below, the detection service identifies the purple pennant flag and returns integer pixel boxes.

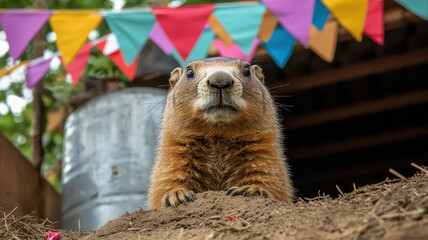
[149,22,174,55]
[0,10,51,61]
[261,0,315,48]
[26,58,52,88]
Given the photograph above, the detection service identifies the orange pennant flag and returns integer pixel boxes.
[258,9,278,42]
[0,61,29,79]
[309,20,338,62]
[50,10,102,65]
[208,13,234,47]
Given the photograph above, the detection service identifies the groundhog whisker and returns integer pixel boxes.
[268,83,290,90]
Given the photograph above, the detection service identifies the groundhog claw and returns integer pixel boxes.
[163,188,196,208]
[226,185,270,198]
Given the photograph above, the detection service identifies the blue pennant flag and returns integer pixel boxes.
[312,0,330,30]
[262,26,295,68]
[214,3,266,55]
[103,10,156,65]
[394,0,427,20]
[172,28,216,68]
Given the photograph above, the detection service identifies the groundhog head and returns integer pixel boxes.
[167,57,270,125]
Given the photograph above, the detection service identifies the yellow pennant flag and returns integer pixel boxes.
[321,0,368,42]
[0,61,29,79]
[309,20,338,62]
[50,10,102,65]
[208,14,234,47]
[258,9,278,42]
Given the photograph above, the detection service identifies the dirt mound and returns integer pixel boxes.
[83,172,428,240]
[2,170,427,240]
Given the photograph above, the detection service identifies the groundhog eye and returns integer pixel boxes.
[186,68,194,79]
[243,65,250,77]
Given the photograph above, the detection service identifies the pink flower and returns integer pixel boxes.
[45,232,61,240]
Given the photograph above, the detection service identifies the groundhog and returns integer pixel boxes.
[148,57,293,209]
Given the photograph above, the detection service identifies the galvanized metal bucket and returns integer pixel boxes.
[61,87,167,231]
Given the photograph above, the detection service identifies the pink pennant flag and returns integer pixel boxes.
[149,22,174,55]
[261,0,315,48]
[26,58,52,88]
[0,10,51,61]
[213,38,260,62]
[364,0,384,45]
[62,43,92,85]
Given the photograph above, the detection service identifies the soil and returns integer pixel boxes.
[2,170,427,240]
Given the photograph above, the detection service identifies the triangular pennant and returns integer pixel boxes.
[309,20,338,62]
[213,38,260,63]
[364,0,384,45]
[0,61,29,79]
[172,28,216,68]
[395,0,428,20]
[262,0,315,48]
[313,0,330,30]
[214,3,265,54]
[149,22,174,55]
[95,38,137,80]
[50,10,102,65]
[26,58,52,88]
[262,26,295,68]
[103,34,120,55]
[153,4,215,61]
[61,43,92,85]
[258,9,278,42]
[0,10,51,61]
[322,0,369,42]
[103,11,156,65]
[208,13,234,47]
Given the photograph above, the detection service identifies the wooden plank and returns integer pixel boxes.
[287,90,428,129]
[290,125,428,159]
[271,47,428,94]
[0,131,60,223]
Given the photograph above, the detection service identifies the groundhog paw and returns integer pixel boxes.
[163,188,196,208]
[226,185,271,198]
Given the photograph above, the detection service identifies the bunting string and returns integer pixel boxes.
[0,0,426,88]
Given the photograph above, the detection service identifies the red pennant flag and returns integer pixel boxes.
[364,0,384,45]
[152,4,215,61]
[95,39,137,80]
[61,43,92,85]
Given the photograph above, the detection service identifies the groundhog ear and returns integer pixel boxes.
[252,65,264,83]
[169,68,183,87]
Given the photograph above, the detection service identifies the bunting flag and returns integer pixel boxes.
[0,61,29,79]
[214,3,266,54]
[208,14,234,47]
[153,4,215,61]
[149,22,174,55]
[95,35,138,80]
[0,10,51,61]
[172,27,216,68]
[322,0,369,42]
[258,9,278,42]
[262,0,315,48]
[104,11,156,65]
[26,58,52,88]
[262,26,295,68]
[49,10,102,65]
[313,0,330,30]
[395,0,428,20]
[213,38,260,62]
[309,20,338,62]
[61,43,92,85]
[364,0,384,45]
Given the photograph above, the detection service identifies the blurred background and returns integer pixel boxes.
[0,0,427,231]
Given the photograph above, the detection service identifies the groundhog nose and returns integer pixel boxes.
[208,71,233,89]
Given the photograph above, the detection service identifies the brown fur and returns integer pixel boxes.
[148,57,293,209]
